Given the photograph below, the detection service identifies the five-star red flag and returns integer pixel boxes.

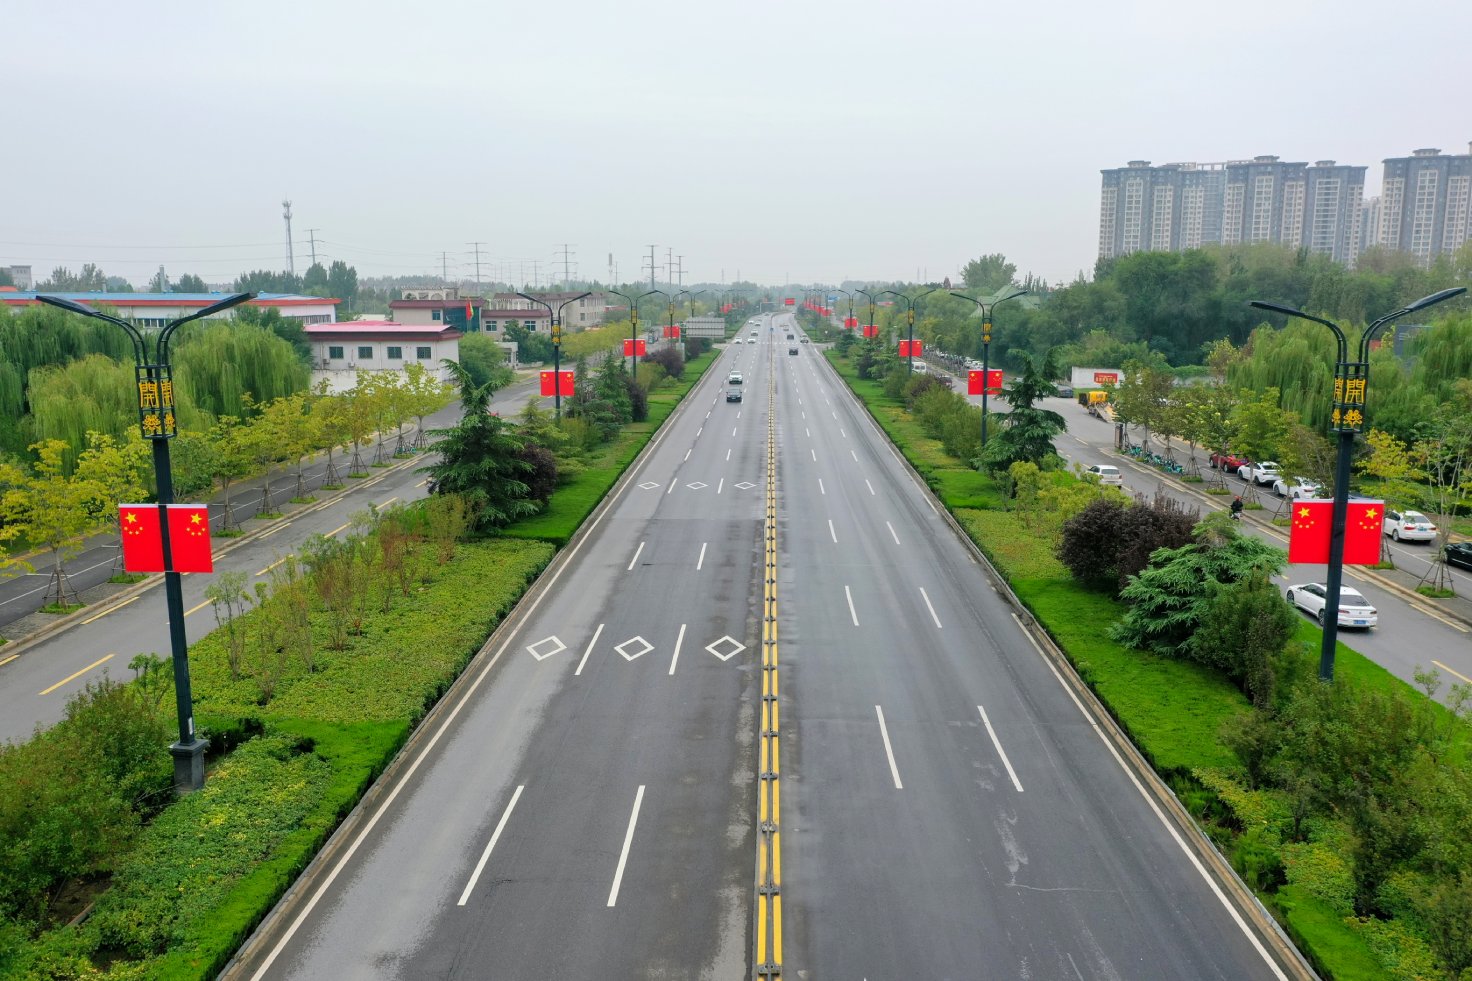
[119,504,165,572]
[540,370,574,396]
[844,316,858,329]
[967,370,1004,395]
[898,340,924,357]
[862,324,879,338]
[1288,500,1382,565]
[663,325,681,339]
[622,339,647,356]
[166,505,214,573]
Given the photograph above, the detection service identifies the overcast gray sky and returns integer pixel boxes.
[5,0,1469,290]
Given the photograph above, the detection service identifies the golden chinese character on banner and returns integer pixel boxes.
[1331,407,1343,426]
[141,412,163,436]
[162,411,176,434]
[159,380,174,406]
[138,380,160,409]
[1344,378,1366,404]
[1332,378,1345,401]
[1344,409,1364,429]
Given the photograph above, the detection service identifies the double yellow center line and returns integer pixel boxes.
[756,347,783,978]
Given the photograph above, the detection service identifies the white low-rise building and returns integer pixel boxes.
[1,291,338,326]
[305,320,461,393]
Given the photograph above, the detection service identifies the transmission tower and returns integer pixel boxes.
[645,245,658,290]
[555,244,576,287]
[282,200,295,274]
[306,229,320,267]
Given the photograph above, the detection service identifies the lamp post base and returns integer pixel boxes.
[170,738,210,794]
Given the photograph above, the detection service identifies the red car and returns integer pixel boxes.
[1210,450,1249,471]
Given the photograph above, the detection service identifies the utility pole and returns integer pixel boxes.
[666,247,674,287]
[441,252,449,284]
[282,200,295,275]
[531,260,541,289]
[306,229,320,268]
[646,245,658,291]
[469,242,485,292]
[676,255,684,288]
[555,243,576,287]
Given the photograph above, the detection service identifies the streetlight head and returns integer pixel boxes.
[1402,287,1467,315]
[36,294,96,316]
[1249,299,1309,319]
[196,292,256,319]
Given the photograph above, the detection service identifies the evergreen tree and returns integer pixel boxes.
[980,349,1066,472]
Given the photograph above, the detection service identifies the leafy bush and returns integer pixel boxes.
[1190,574,1300,705]
[1057,491,1199,592]
[646,344,684,381]
[516,442,559,508]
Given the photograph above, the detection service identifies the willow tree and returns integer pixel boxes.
[0,440,105,607]
[0,304,133,454]
[74,431,150,575]
[1228,322,1338,433]
[171,322,308,422]
[23,354,136,473]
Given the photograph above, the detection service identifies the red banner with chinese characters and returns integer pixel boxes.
[623,339,647,356]
[540,371,574,396]
[1288,500,1382,565]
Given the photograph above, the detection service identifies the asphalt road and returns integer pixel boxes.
[231,313,1291,980]
[0,376,547,743]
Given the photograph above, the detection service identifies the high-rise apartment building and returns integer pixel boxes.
[1373,146,1472,263]
[1100,156,1366,266]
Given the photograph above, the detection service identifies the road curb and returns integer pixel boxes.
[816,352,1319,981]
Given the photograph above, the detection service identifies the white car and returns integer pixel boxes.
[1238,461,1281,485]
[1383,509,1437,543]
[728,371,743,385]
[1085,464,1124,487]
[732,338,743,344]
[1272,476,1321,499]
[911,362,928,374]
[1286,583,1378,629]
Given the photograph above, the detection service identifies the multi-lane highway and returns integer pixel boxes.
[228,312,1300,979]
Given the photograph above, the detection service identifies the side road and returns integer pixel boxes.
[0,373,542,655]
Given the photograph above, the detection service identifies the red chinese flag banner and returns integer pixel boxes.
[784,298,795,305]
[911,339,923,356]
[897,340,910,356]
[623,339,647,356]
[844,316,858,329]
[556,371,574,396]
[986,369,1004,395]
[1345,501,1383,565]
[540,371,557,396]
[119,505,165,573]
[1288,500,1382,565]
[862,324,878,338]
[166,505,213,573]
[663,325,681,339]
[1288,501,1332,564]
[967,370,984,395]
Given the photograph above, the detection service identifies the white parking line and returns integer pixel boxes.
[886,521,901,546]
[669,623,687,676]
[919,587,942,629]
[845,585,859,626]
[607,785,646,907]
[696,543,707,571]
[627,541,646,570]
[875,705,903,789]
[978,705,1024,792]
[575,623,605,676]
[457,785,525,905]
[828,519,837,543]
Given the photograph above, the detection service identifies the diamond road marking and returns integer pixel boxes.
[615,636,654,661]
[686,481,708,490]
[527,636,567,661]
[733,481,756,490]
[706,635,746,662]
[637,481,660,490]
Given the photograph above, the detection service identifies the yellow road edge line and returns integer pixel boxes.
[184,599,211,618]
[39,652,115,695]
[1432,659,1472,686]
[80,595,139,624]
[256,556,288,577]
[0,653,19,668]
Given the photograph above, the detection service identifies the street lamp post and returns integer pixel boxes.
[1249,287,1466,681]
[38,290,257,793]
[878,288,937,374]
[517,290,590,422]
[609,288,662,377]
[950,287,1028,446]
[828,288,854,334]
[856,288,877,335]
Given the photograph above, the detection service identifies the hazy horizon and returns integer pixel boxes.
[6,0,1469,290]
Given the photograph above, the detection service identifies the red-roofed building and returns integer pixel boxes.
[305,320,461,393]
